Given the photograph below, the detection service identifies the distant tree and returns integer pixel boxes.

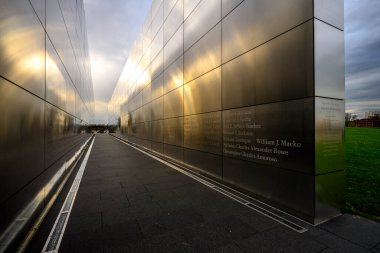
[345,113,351,122]
[345,113,357,126]
[345,113,352,126]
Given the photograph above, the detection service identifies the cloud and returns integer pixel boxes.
[90,52,122,101]
[346,67,380,100]
[91,100,109,124]
[345,99,380,118]
[84,0,151,124]
[85,1,380,121]
[84,0,151,103]
[345,0,380,116]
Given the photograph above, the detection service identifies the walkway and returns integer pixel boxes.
[27,134,380,252]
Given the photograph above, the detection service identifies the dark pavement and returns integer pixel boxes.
[27,134,380,252]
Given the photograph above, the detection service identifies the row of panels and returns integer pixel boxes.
[0,0,93,119]
[0,77,91,249]
[115,0,345,224]
[119,93,345,222]
[46,36,91,119]
[0,0,93,245]
[0,78,89,207]
[132,0,343,70]
[121,97,345,175]
[123,19,343,117]
[108,0,344,120]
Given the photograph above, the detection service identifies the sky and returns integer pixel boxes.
[345,0,380,118]
[84,0,380,123]
[84,0,151,124]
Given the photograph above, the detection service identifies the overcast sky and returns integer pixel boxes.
[84,0,380,123]
[84,0,151,123]
[345,0,380,117]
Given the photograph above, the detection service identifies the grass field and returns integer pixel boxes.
[344,127,380,221]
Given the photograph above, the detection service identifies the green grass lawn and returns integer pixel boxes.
[344,127,380,221]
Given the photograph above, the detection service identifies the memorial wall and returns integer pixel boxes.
[0,0,94,250]
[109,0,344,224]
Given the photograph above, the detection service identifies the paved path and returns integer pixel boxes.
[27,134,380,252]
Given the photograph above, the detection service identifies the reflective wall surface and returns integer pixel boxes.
[0,0,93,250]
[109,0,344,224]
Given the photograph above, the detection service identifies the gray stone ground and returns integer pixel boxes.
[26,134,380,252]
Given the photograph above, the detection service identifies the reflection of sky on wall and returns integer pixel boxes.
[85,0,380,121]
[345,0,380,118]
[84,0,151,123]
[92,100,109,124]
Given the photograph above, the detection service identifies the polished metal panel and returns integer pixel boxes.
[151,73,164,100]
[0,0,45,97]
[46,0,77,85]
[222,50,255,110]
[163,117,183,146]
[140,138,152,149]
[222,0,313,63]
[151,120,164,142]
[151,97,164,120]
[75,91,82,119]
[164,56,183,94]
[151,50,163,80]
[314,0,344,30]
[255,21,314,104]
[223,99,314,173]
[164,25,183,69]
[184,0,221,50]
[164,144,183,162]
[151,140,164,154]
[142,103,152,122]
[66,81,76,115]
[222,0,243,17]
[315,170,344,224]
[151,27,163,61]
[128,111,137,136]
[151,1,163,38]
[164,87,183,118]
[0,162,46,246]
[314,20,345,99]
[135,92,143,111]
[135,123,143,138]
[138,70,151,91]
[142,84,151,105]
[46,37,67,110]
[142,48,151,71]
[135,107,143,123]
[44,103,72,168]
[30,0,46,26]
[59,0,78,61]
[163,0,177,20]
[184,0,201,20]
[223,157,315,221]
[0,78,44,204]
[184,23,221,83]
[184,112,222,155]
[151,0,163,24]
[112,0,344,224]
[129,94,137,112]
[315,98,345,174]
[183,148,222,178]
[136,122,150,139]
[184,67,221,115]
[164,0,183,45]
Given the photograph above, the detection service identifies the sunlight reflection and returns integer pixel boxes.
[0,11,45,96]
